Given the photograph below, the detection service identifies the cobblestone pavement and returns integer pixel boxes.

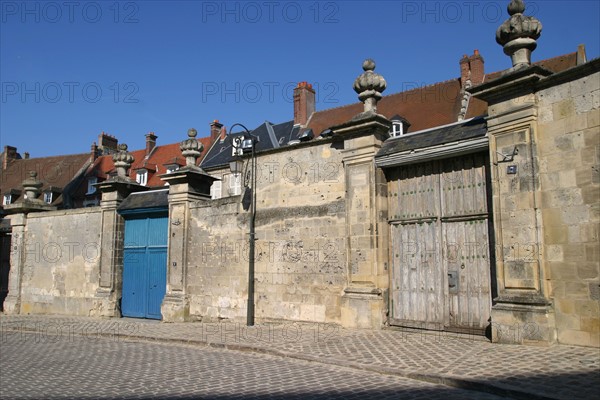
[1,315,599,400]
[0,332,506,400]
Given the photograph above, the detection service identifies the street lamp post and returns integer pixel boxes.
[228,123,258,326]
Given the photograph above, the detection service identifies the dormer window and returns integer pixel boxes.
[388,115,411,138]
[3,194,11,205]
[87,177,98,194]
[391,121,404,137]
[136,170,148,186]
[166,165,179,174]
[44,192,53,204]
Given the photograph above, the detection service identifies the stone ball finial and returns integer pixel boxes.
[353,59,387,114]
[362,59,376,71]
[496,0,542,69]
[180,128,204,167]
[507,0,525,15]
[113,143,134,178]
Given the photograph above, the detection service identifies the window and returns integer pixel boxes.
[211,180,222,200]
[228,173,241,196]
[390,121,404,137]
[136,170,148,186]
[2,194,11,205]
[44,192,53,204]
[87,177,98,194]
[166,165,179,174]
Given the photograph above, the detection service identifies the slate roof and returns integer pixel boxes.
[376,117,487,158]
[0,152,92,208]
[201,120,300,170]
[117,189,169,212]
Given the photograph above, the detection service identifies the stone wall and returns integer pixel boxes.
[190,141,348,324]
[16,208,102,315]
[537,71,600,347]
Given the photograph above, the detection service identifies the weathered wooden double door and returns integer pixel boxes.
[388,153,493,332]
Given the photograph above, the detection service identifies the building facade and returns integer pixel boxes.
[1,1,598,347]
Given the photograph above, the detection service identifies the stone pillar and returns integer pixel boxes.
[470,66,556,344]
[91,144,145,317]
[2,214,26,314]
[159,129,217,322]
[332,60,391,329]
[3,171,57,314]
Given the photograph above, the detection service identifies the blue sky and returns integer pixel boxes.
[1,0,599,157]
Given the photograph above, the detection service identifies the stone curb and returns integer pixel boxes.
[1,325,560,400]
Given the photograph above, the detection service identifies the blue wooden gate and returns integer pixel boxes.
[121,213,168,319]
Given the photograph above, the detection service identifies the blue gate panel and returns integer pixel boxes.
[147,217,169,246]
[147,248,167,319]
[121,248,146,318]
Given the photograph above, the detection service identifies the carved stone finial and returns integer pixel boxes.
[112,143,134,178]
[496,0,542,69]
[22,171,42,200]
[180,128,204,167]
[353,59,387,114]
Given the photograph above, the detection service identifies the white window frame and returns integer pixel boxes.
[87,177,98,194]
[3,194,11,205]
[136,170,148,186]
[228,173,241,196]
[210,180,222,200]
[391,121,403,137]
[43,192,53,204]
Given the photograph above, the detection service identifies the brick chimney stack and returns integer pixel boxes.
[145,132,157,156]
[2,145,18,170]
[98,132,119,154]
[293,82,316,126]
[469,50,485,86]
[91,142,99,161]
[460,54,470,88]
[460,50,485,89]
[210,120,223,142]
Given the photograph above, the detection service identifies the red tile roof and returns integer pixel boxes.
[309,52,579,135]
[307,79,462,136]
[89,135,214,188]
[0,152,92,207]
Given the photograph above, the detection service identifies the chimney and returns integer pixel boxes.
[460,54,471,88]
[2,145,18,170]
[90,142,98,162]
[468,50,485,86]
[145,132,157,156]
[98,132,118,154]
[219,126,227,142]
[577,44,587,65]
[210,120,223,142]
[23,152,30,159]
[293,82,316,126]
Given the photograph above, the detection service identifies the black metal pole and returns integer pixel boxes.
[247,137,256,326]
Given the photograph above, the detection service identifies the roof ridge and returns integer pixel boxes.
[6,152,90,160]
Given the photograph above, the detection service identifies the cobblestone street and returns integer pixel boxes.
[1,315,599,399]
[0,331,505,400]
